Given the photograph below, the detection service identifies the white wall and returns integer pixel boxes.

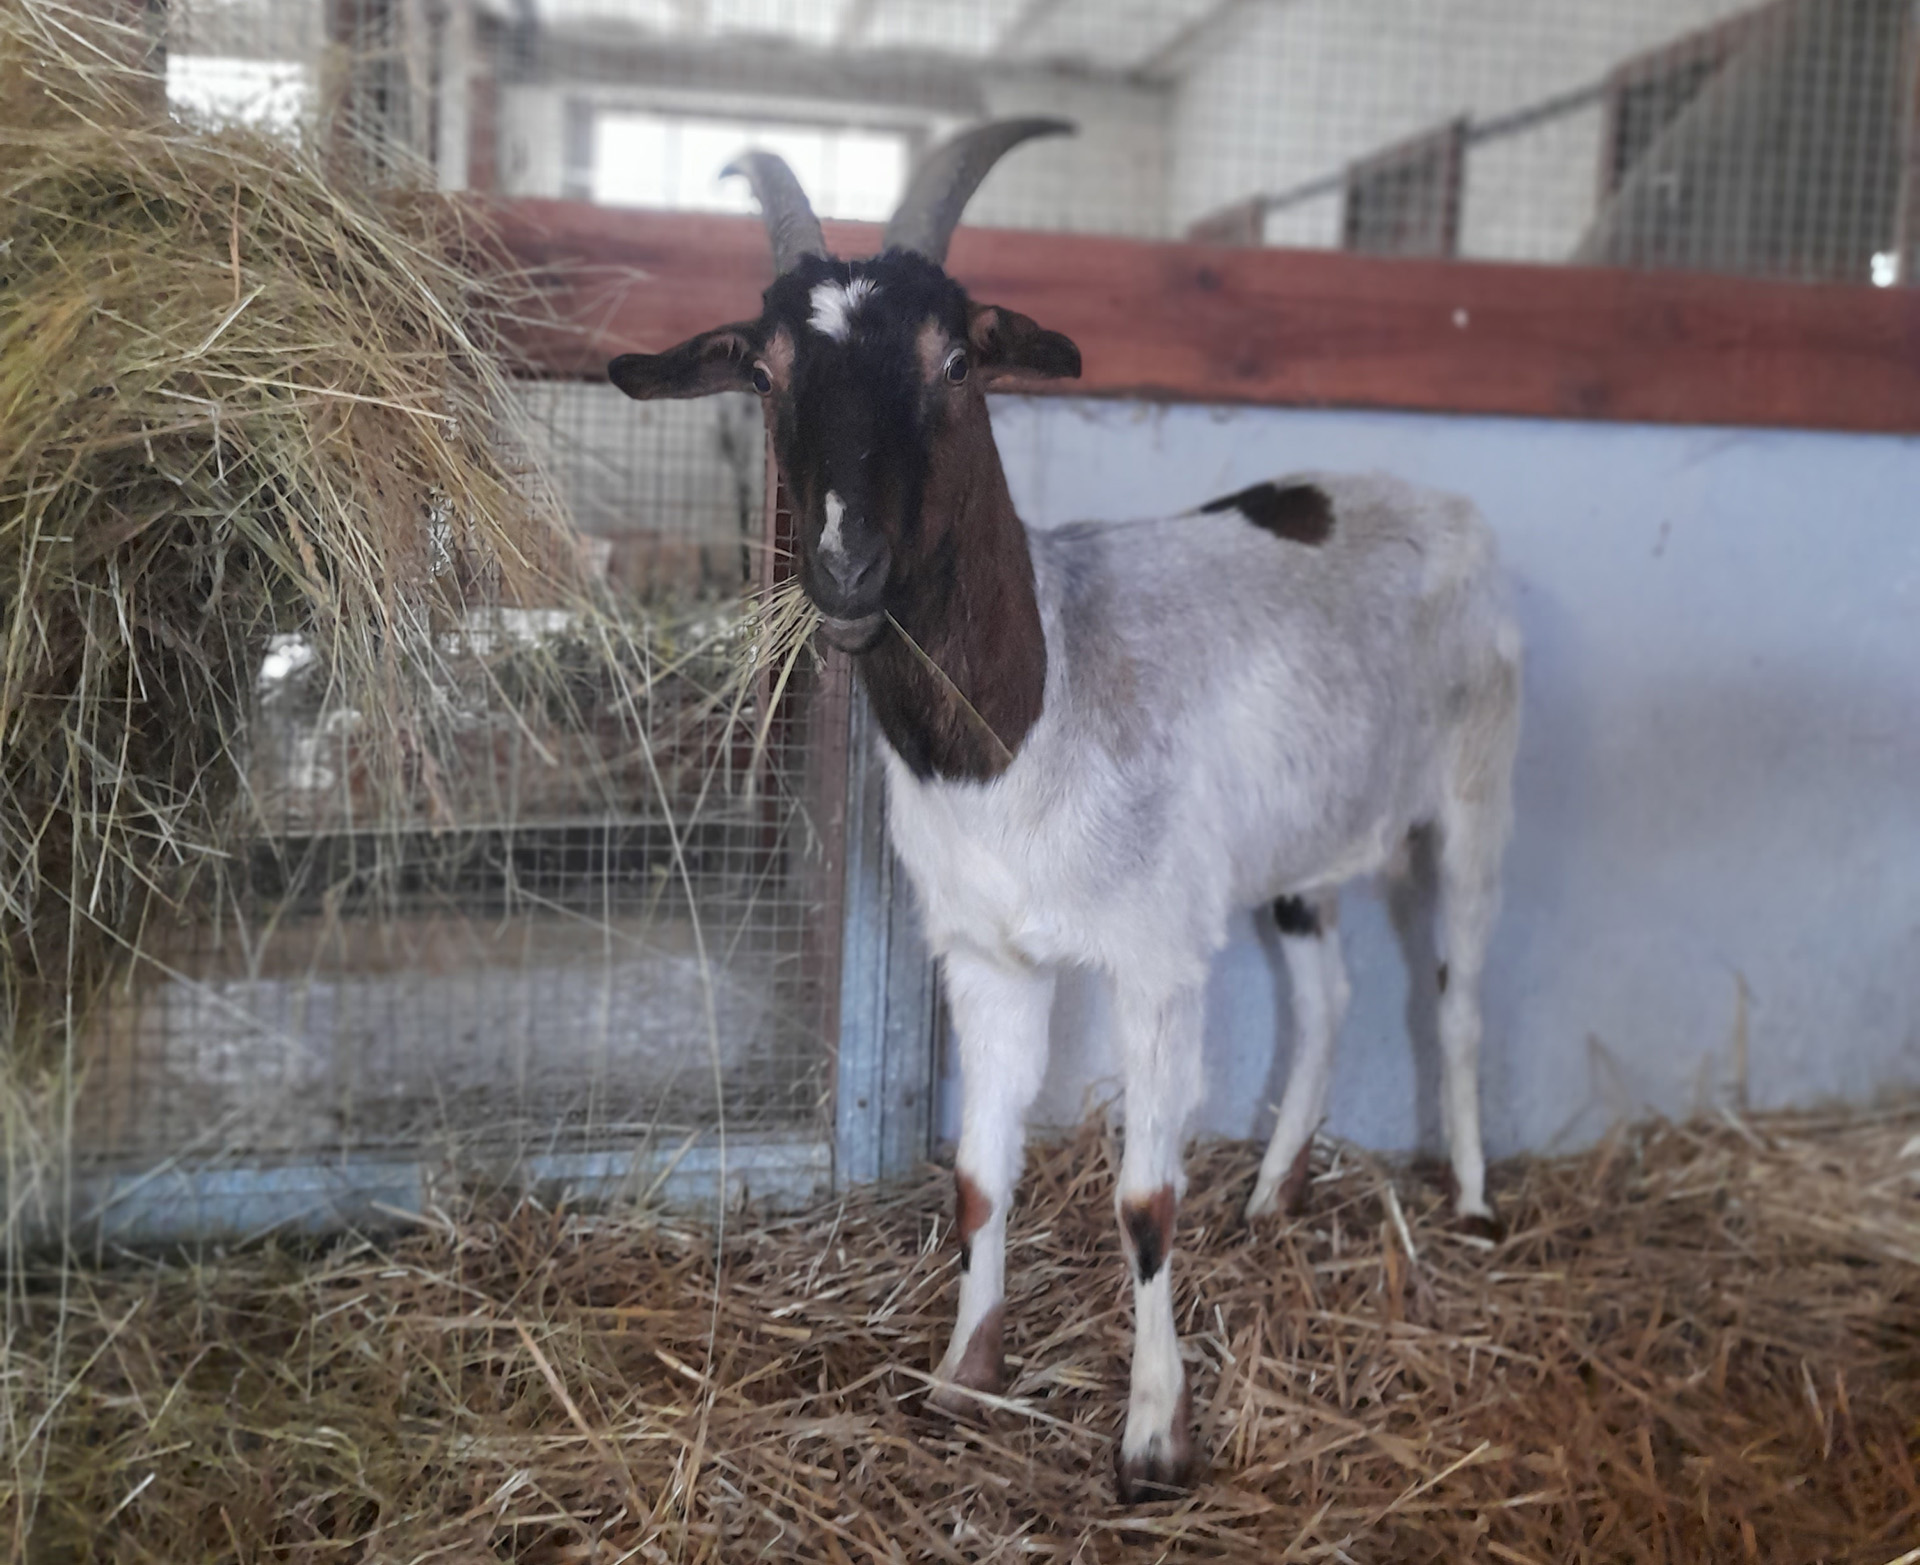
[963,75,1171,239]
[1170,0,1761,259]
[933,398,1920,1158]
[499,83,570,197]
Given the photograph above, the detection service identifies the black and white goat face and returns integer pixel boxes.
[608,121,1081,651]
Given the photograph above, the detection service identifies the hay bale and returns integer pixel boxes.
[0,0,585,1056]
[0,0,828,1118]
[8,1106,1919,1560]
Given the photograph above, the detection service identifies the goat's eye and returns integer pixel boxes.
[750,363,773,396]
[943,348,968,385]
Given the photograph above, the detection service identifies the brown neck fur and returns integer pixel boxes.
[856,398,1046,783]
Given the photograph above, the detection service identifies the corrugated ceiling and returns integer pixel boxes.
[498,0,1230,78]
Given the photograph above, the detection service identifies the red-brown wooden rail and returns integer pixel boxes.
[487,198,1920,434]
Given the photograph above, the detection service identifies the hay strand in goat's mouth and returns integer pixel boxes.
[7,1105,1919,1562]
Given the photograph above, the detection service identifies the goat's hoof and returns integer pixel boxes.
[1115,1383,1197,1504]
[1276,1145,1314,1217]
[1115,1429,1197,1504]
[1452,1209,1506,1244]
[927,1305,1004,1416]
[928,1379,993,1417]
[1244,1143,1314,1224]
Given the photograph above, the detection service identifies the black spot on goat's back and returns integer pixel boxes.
[1201,481,1335,546]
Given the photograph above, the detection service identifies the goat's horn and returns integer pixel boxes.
[882,117,1075,265]
[723,150,830,274]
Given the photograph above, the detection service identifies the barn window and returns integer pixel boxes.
[591,110,909,221]
[1341,117,1468,258]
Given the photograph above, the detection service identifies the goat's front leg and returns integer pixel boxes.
[929,951,1055,1413]
[1113,980,1207,1501]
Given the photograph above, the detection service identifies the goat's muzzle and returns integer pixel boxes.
[819,610,886,653]
[807,532,890,652]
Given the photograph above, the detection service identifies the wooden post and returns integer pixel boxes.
[109,0,169,112]
[436,0,473,190]
[399,0,434,164]
[1897,0,1920,283]
[465,4,499,192]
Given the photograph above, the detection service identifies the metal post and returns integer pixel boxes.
[758,445,935,1191]
[832,671,938,1188]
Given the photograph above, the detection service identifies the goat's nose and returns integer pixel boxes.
[818,490,881,601]
[821,545,879,598]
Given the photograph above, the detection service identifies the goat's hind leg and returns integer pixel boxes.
[930,951,1055,1413]
[1246,893,1349,1221]
[1113,980,1207,1501]
[1435,644,1521,1236]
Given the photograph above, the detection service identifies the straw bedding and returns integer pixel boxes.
[11,1104,1919,1562]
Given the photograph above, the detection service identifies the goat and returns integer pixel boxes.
[608,119,1522,1501]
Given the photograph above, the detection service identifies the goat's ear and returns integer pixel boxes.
[608,324,761,400]
[968,304,1081,383]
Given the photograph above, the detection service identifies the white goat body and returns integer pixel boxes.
[900,470,1521,1494]
[886,470,1516,984]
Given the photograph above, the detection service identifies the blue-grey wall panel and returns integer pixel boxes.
[930,399,1920,1157]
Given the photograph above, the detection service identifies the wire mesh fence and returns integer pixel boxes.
[61,0,854,1203]
[149,0,1920,267]
[75,609,847,1171]
[64,301,848,1188]
[415,0,1916,280]
[152,0,1920,284]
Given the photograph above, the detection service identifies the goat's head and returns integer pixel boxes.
[608,119,1082,652]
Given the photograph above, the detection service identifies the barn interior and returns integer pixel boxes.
[3,0,1918,1558]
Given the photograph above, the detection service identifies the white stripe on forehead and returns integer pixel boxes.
[809,278,877,342]
[821,491,847,557]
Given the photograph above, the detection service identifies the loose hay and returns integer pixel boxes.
[8,1105,1919,1562]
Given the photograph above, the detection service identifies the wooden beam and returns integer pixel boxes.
[487,199,1920,433]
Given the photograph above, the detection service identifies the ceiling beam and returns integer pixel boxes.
[1137,0,1254,81]
[835,0,884,49]
[485,25,993,115]
[993,0,1073,60]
